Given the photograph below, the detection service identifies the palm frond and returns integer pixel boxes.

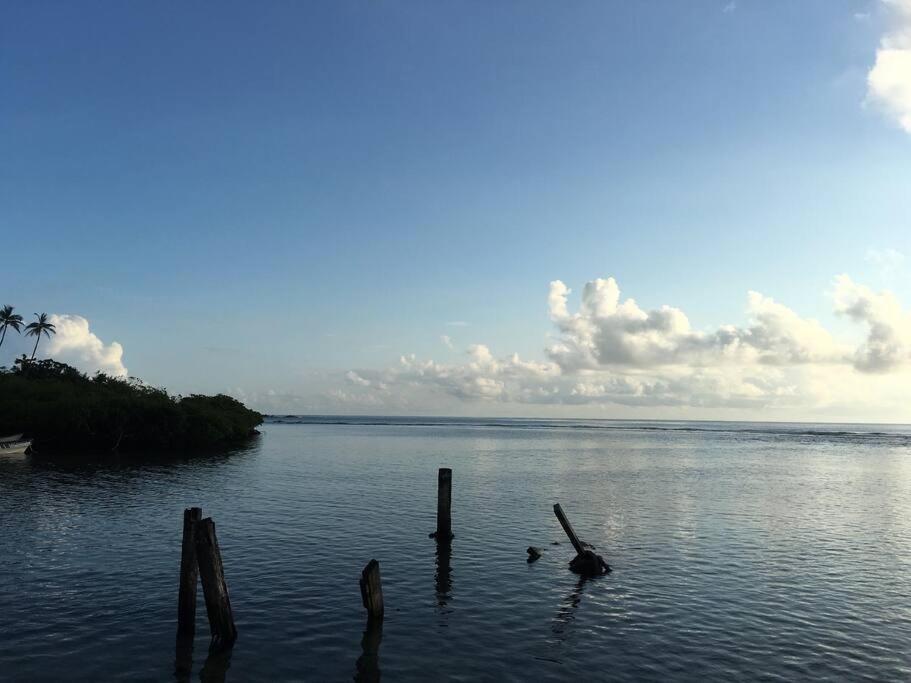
[24,313,57,338]
[0,305,23,330]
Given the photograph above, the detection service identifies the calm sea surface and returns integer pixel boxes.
[1,417,910,681]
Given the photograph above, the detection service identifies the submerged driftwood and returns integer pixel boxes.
[553,503,611,576]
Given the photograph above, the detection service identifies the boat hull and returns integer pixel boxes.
[0,440,30,455]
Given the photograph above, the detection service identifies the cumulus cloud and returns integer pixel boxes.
[345,275,911,415]
[376,344,560,402]
[867,0,911,133]
[345,370,387,390]
[833,275,911,371]
[545,278,842,370]
[345,370,372,387]
[45,314,128,377]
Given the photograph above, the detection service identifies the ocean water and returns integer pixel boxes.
[1,417,910,681]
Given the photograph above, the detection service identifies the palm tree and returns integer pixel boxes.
[24,313,56,360]
[0,305,23,349]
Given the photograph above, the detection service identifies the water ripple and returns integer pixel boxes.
[0,422,910,680]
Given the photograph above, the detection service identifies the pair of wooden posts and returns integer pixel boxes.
[359,467,454,621]
[177,508,237,650]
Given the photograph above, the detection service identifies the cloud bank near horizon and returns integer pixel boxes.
[336,274,911,416]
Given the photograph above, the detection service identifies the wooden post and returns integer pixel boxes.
[553,503,585,555]
[435,467,452,540]
[177,507,202,640]
[195,517,237,649]
[359,559,384,621]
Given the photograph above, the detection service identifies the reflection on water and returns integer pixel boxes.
[434,540,453,609]
[174,635,194,682]
[175,627,238,683]
[551,576,588,641]
[354,620,383,682]
[199,647,232,683]
[2,420,911,680]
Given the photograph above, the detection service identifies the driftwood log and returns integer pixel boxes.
[553,503,611,576]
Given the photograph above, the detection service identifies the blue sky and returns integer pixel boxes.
[3,1,911,419]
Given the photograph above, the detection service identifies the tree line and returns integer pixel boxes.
[1,357,263,452]
[1,304,263,452]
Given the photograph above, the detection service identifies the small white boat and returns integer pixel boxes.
[0,438,30,455]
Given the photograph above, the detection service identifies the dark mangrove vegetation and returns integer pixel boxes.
[0,357,262,452]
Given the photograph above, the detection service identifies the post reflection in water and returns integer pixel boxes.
[354,619,383,683]
[199,646,233,683]
[434,540,453,608]
[175,636,234,683]
[174,635,194,683]
[551,576,588,641]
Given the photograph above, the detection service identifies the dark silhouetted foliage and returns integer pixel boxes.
[0,357,262,452]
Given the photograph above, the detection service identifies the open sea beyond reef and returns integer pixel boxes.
[1,417,910,681]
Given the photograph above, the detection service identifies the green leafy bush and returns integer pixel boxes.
[0,357,262,451]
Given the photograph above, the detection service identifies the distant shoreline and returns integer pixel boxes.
[263,413,911,429]
[260,414,911,446]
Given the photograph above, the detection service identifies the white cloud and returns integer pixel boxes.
[722,2,737,14]
[390,344,560,402]
[545,278,842,370]
[867,0,911,133]
[346,370,387,391]
[45,314,128,377]
[342,275,911,417]
[441,335,454,349]
[346,370,372,387]
[833,274,911,371]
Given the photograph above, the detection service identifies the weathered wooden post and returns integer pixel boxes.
[359,559,384,621]
[194,517,237,649]
[553,503,611,576]
[431,467,453,540]
[553,503,585,555]
[177,507,203,640]
[356,560,384,681]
